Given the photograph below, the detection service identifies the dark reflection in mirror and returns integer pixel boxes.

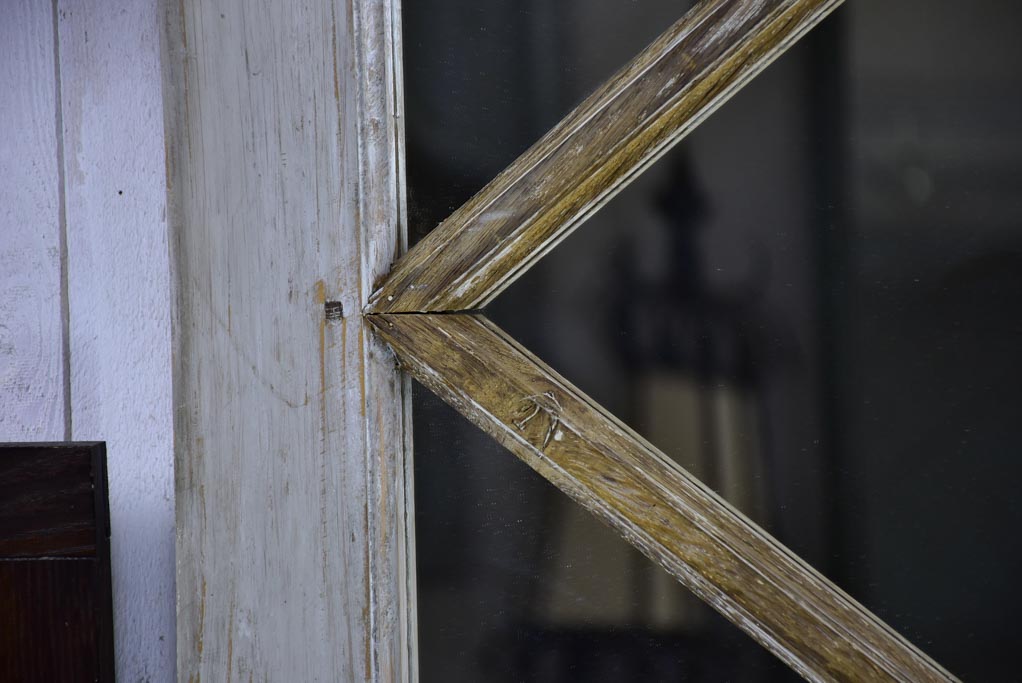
[404,1,1022,681]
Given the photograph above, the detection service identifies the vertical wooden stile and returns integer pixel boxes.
[162,0,414,679]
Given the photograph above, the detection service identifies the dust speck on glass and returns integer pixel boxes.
[402,1,1022,681]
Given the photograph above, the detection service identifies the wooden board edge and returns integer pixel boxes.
[367,0,844,314]
[353,0,418,680]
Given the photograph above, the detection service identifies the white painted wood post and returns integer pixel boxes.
[161,0,416,679]
[2,3,177,680]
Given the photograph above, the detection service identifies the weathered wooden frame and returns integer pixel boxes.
[367,0,959,680]
[164,0,416,679]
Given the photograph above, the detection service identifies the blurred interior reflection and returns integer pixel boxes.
[404,2,1022,681]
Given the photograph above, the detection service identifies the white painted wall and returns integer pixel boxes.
[0,0,67,442]
[1,1,175,680]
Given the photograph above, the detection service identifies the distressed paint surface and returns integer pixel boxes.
[0,443,115,682]
[368,0,842,313]
[369,313,958,682]
[352,0,419,679]
[56,2,177,680]
[162,0,414,680]
[0,0,67,442]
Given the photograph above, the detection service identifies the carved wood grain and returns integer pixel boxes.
[368,0,843,313]
[366,312,959,683]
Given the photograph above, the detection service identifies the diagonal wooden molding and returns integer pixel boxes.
[363,0,960,679]
[367,0,843,314]
[367,313,958,683]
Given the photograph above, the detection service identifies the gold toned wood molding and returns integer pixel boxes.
[367,313,958,683]
[367,0,843,314]
[365,0,959,679]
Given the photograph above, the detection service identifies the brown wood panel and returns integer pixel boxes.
[368,0,843,313]
[162,0,416,677]
[0,443,113,682]
[0,443,100,558]
[367,313,958,682]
